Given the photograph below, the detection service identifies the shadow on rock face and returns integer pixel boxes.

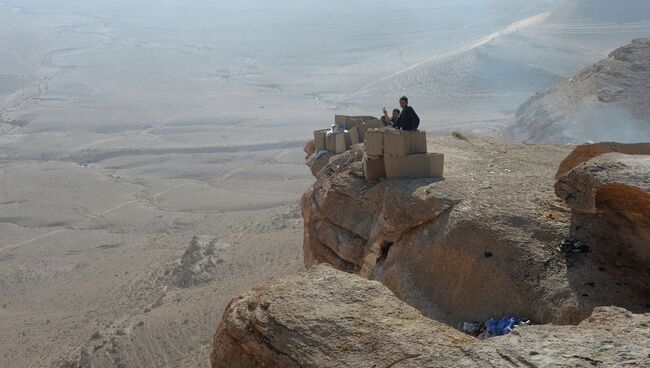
[558,153,650,320]
[373,210,545,325]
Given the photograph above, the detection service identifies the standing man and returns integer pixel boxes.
[394,96,419,131]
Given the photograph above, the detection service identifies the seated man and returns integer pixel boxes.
[394,96,419,131]
[382,107,400,127]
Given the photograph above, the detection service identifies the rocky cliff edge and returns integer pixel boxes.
[302,134,649,325]
[211,134,650,367]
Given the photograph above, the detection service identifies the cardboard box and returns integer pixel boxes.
[363,154,386,181]
[334,115,348,126]
[325,132,337,152]
[384,153,444,179]
[351,124,375,145]
[354,119,385,144]
[313,129,328,151]
[325,132,351,154]
[345,119,364,130]
[365,129,384,156]
[354,115,378,122]
[357,124,371,142]
[412,131,428,153]
[364,119,386,129]
[384,130,427,157]
[335,132,352,154]
[349,126,361,145]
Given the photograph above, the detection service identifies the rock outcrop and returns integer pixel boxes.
[395,306,650,368]
[302,134,650,325]
[555,141,650,179]
[172,236,225,287]
[211,264,650,368]
[506,38,650,144]
[556,153,650,266]
[210,264,474,368]
[211,134,650,367]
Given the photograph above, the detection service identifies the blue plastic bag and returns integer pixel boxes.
[486,316,519,336]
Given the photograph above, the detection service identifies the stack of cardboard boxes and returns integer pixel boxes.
[313,116,383,154]
[363,128,444,181]
[312,115,444,181]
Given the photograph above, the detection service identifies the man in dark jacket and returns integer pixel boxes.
[394,96,420,131]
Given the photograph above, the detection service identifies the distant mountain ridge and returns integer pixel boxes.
[506,38,650,144]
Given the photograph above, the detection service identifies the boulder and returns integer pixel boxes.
[396,307,650,368]
[556,153,650,213]
[211,266,650,368]
[303,140,316,157]
[210,264,474,368]
[556,153,650,265]
[555,141,650,179]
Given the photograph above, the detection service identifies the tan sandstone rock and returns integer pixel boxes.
[303,140,316,157]
[211,265,650,368]
[395,307,650,368]
[556,153,650,266]
[210,264,474,368]
[556,153,650,213]
[555,142,650,179]
[302,134,650,325]
[211,135,650,368]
